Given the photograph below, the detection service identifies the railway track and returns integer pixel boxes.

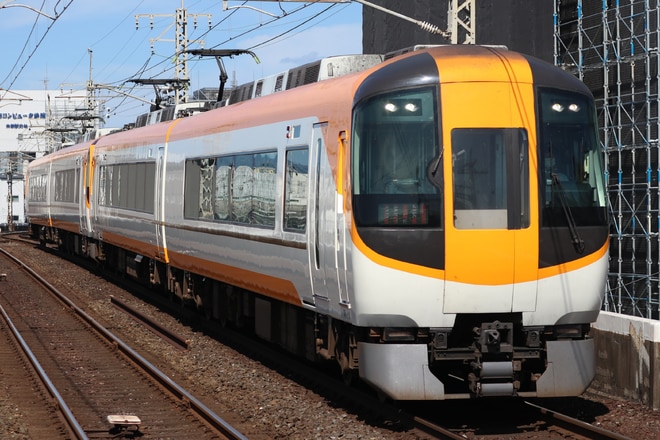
[409,402,635,439]
[523,401,633,440]
[0,244,247,440]
[0,234,649,439]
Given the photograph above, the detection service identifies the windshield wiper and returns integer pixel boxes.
[551,173,585,254]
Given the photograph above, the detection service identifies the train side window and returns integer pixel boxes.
[127,163,138,210]
[252,152,277,226]
[98,162,156,214]
[107,165,121,206]
[98,166,108,206]
[284,147,309,231]
[28,173,47,202]
[185,151,277,227]
[233,154,254,224]
[214,156,233,221]
[54,168,79,203]
[184,158,215,219]
[118,164,129,209]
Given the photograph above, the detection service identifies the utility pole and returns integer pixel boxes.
[448,0,475,44]
[135,0,212,104]
[6,159,13,232]
[87,49,96,127]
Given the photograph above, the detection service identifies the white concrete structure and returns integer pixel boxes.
[0,89,87,229]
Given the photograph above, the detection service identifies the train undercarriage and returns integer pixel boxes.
[35,225,594,400]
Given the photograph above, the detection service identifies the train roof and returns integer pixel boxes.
[130,46,457,130]
[54,44,591,156]
[130,53,384,130]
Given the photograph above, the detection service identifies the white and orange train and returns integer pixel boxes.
[26,45,609,400]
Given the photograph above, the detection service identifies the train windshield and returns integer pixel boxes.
[451,128,529,230]
[538,89,607,227]
[352,86,442,227]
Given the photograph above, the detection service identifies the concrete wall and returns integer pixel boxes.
[590,311,660,409]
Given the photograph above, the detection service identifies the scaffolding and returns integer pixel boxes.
[554,0,660,319]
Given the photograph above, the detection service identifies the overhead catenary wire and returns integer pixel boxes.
[1,1,352,125]
[0,0,48,89]
[108,2,342,99]
[0,0,75,95]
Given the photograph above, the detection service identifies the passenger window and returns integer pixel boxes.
[54,169,79,203]
[284,148,309,231]
[252,152,277,226]
[98,162,156,213]
[185,151,278,227]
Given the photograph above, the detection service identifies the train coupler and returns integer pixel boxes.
[469,360,521,397]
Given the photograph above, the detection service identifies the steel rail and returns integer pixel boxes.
[110,295,189,350]
[0,305,89,440]
[413,415,471,439]
[0,246,247,440]
[525,400,635,440]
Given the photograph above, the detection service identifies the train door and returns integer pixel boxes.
[307,122,344,305]
[442,82,538,313]
[155,146,167,262]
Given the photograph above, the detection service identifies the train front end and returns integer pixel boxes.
[349,46,608,399]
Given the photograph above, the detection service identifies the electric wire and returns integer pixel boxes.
[115,1,340,85]
[0,0,47,89]
[0,0,75,96]
[59,0,147,86]
[246,3,340,51]
[2,1,352,126]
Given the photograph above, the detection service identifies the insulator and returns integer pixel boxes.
[418,21,445,36]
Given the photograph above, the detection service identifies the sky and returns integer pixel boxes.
[0,0,363,127]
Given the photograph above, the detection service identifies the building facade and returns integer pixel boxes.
[0,89,87,229]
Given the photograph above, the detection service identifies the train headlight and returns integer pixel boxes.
[404,102,418,112]
[551,102,581,113]
[384,102,398,113]
[551,103,564,112]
